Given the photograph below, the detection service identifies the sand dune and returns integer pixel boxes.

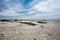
[0,20,60,40]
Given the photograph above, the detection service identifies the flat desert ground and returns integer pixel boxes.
[0,20,60,40]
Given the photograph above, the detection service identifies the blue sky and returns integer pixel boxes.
[0,0,60,20]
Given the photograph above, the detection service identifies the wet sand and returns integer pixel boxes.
[0,21,60,40]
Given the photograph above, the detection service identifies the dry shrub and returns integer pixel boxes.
[37,21,47,24]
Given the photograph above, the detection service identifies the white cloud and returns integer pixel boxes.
[32,1,53,12]
[22,0,60,20]
[19,7,60,20]
[33,2,48,11]
[0,0,24,16]
[0,9,22,16]
[7,2,25,12]
[28,11,35,14]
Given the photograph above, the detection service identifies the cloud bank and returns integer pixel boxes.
[0,0,60,20]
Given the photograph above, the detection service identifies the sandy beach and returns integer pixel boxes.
[0,20,60,40]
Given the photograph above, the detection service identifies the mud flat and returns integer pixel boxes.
[0,20,60,40]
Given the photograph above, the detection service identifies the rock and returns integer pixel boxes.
[40,26,44,28]
[34,38,36,40]
[0,33,5,40]
[47,33,53,36]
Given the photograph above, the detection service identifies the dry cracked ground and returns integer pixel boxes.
[0,21,60,40]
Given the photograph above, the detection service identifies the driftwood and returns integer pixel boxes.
[19,22,37,26]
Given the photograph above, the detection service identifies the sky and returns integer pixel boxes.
[0,0,60,20]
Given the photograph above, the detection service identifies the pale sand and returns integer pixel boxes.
[0,21,60,40]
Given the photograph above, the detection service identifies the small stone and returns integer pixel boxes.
[40,26,44,28]
[47,33,52,36]
[34,38,36,40]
